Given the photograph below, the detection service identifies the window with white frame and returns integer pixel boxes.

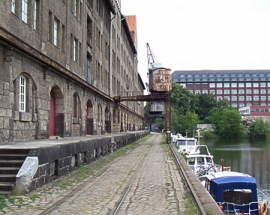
[216,83,222,88]
[224,90,230,94]
[246,89,252,94]
[232,96,237,101]
[253,82,259,87]
[217,90,222,94]
[209,83,215,88]
[11,0,16,13]
[231,83,237,88]
[224,83,230,88]
[238,89,245,94]
[253,89,259,94]
[73,38,78,61]
[246,96,252,101]
[73,0,80,18]
[238,83,244,88]
[246,82,252,87]
[34,0,37,29]
[210,90,215,94]
[253,96,259,101]
[19,76,26,112]
[231,103,237,108]
[261,89,266,94]
[231,89,237,94]
[53,18,59,46]
[239,96,244,101]
[261,96,266,101]
[33,0,40,30]
[261,82,266,87]
[22,0,28,23]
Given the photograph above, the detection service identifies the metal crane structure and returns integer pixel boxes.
[114,43,172,144]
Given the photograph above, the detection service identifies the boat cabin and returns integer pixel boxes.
[177,137,197,154]
[202,172,260,214]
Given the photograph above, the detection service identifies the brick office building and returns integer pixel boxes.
[172,70,270,109]
[0,0,145,143]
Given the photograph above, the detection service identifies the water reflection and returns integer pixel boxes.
[200,138,270,200]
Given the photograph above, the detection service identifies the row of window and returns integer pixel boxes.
[231,103,270,108]
[174,77,270,82]
[11,0,136,99]
[176,72,270,78]
[181,82,270,88]
[189,89,270,95]
[215,96,270,102]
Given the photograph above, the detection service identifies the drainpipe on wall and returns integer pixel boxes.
[109,13,116,97]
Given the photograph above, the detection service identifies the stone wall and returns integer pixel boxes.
[15,131,149,193]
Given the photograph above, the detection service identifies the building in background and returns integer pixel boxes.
[0,0,145,143]
[172,70,270,109]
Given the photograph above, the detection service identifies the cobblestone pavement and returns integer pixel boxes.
[0,133,189,215]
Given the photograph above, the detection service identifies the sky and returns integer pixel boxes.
[121,0,270,85]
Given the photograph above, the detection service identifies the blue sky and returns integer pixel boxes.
[122,0,270,85]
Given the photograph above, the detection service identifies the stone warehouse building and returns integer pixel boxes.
[0,0,145,143]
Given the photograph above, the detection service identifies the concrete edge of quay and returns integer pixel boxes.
[4,131,150,193]
[173,144,224,215]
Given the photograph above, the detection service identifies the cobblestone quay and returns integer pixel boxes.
[1,133,195,215]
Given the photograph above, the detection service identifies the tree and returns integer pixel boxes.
[194,93,217,120]
[172,109,199,136]
[248,118,270,139]
[206,107,243,138]
[170,83,194,115]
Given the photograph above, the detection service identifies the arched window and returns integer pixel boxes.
[19,76,26,112]
[14,73,37,122]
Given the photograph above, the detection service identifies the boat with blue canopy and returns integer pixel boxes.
[200,171,269,215]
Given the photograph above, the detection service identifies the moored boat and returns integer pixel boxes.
[199,171,269,215]
[176,136,198,154]
[186,145,230,177]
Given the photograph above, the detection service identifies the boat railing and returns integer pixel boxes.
[257,188,269,203]
[196,164,216,177]
[217,201,260,215]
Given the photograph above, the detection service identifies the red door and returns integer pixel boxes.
[50,92,55,136]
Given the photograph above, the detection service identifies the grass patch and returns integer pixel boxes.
[0,195,7,210]
[54,134,152,190]
[29,193,39,201]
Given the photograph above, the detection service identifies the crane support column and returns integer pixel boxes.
[165,95,171,144]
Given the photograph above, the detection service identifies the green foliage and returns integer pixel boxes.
[0,195,7,211]
[206,107,244,138]
[248,118,270,139]
[201,130,218,140]
[172,110,199,136]
[170,83,194,115]
[194,93,217,120]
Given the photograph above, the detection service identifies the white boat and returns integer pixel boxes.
[172,133,182,143]
[176,136,198,154]
[199,171,269,215]
[186,145,230,177]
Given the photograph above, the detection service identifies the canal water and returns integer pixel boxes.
[199,138,270,201]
